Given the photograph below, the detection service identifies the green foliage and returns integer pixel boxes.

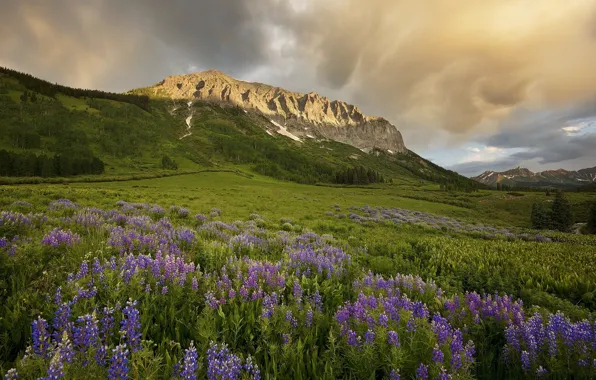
[530,203,551,230]
[0,149,104,177]
[551,191,574,232]
[588,203,596,234]
[0,66,149,110]
[333,166,384,185]
[161,155,178,170]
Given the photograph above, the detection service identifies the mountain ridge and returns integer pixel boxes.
[142,70,407,154]
[473,166,596,187]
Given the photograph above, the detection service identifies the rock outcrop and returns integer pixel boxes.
[152,70,407,153]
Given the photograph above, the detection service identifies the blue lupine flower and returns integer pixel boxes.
[120,299,142,353]
[415,363,428,380]
[244,355,260,380]
[388,330,400,347]
[389,369,400,380]
[73,314,100,352]
[206,342,243,380]
[180,342,198,380]
[4,368,18,380]
[108,344,129,380]
[44,352,65,380]
[432,345,444,364]
[32,317,51,357]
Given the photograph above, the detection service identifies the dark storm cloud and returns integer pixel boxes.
[2,0,596,171]
[0,0,290,91]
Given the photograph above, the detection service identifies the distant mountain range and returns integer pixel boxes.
[472,166,596,188]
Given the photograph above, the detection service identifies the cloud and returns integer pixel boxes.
[2,0,596,170]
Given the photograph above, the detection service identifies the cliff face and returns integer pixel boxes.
[152,70,407,153]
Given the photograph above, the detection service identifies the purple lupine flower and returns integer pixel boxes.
[416,363,428,380]
[192,277,199,291]
[437,368,449,380]
[521,350,531,372]
[364,330,375,345]
[73,314,100,353]
[76,261,89,280]
[48,198,78,211]
[536,366,547,377]
[52,303,72,341]
[41,228,80,248]
[3,368,18,380]
[293,281,303,304]
[44,351,65,379]
[244,355,260,380]
[286,311,298,329]
[32,317,51,357]
[162,286,169,295]
[282,333,291,345]
[120,299,142,353]
[180,342,198,380]
[108,344,129,380]
[100,307,115,345]
[389,369,400,380]
[347,329,360,347]
[58,331,75,364]
[387,330,400,347]
[432,345,444,364]
[305,308,313,327]
[95,345,108,366]
[464,341,475,363]
[92,258,103,275]
[206,342,243,380]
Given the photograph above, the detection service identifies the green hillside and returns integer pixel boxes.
[0,67,480,189]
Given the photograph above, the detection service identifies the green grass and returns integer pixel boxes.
[1,171,596,379]
[55,94,99,113]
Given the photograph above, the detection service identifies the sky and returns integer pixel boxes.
[1,0,596,177]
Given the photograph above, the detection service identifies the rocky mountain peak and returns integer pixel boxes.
[151,70,407,153]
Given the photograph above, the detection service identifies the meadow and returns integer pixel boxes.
[1,173,596,379]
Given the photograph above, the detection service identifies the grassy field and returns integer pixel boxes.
[3,172,594,227]
[1,173,596,379]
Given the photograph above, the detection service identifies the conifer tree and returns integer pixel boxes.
[551,191,573,232]
[587,203,596,234]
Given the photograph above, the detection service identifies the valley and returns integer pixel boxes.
[1,67,595,380]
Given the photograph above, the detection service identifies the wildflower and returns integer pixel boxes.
[4,368,18,380]
[120,299,142,353]
[44,351,65,380]
[206,342,242,380]
[73,314,100,352]
[432,345,444,364]
[388,331,400,347]
[32,317,51,357]
[108,344,129,380]
[180,342,198,380]
[389,369,400,380]
[416,363,428,380]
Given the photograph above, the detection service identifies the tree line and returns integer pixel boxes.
[0,150,105,177]
[333,166,385,185]
[0,67,150,111]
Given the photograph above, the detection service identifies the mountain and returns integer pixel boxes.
[473,166,596,188]
[0,66,479,189]
[143,70,407,154]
